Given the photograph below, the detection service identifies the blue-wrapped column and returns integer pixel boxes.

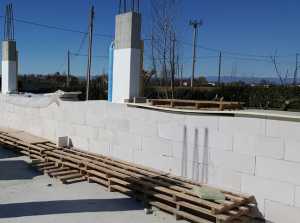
[108,41,114,102]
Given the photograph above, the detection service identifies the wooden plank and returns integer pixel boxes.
[33,162,55,168]
[57,173,82,181]
[9,131,49,144]
[88,176,108,186]
[38,165,58,171]
[46,167,70,174]
[49,169,78,177]
[86,169,107,179]
[177,210,213,223]
[63,176,86,184]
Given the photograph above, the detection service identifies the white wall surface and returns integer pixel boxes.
[112,48,141,103]
[1,60,17,94]
[0,96,299,222]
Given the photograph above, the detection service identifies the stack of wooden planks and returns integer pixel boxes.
[0,128,255,223]
[149,99,243,111]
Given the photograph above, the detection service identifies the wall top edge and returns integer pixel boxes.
[127,103,300,122]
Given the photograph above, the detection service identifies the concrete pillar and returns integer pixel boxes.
[2,40,18,94]
[112,12,142,103]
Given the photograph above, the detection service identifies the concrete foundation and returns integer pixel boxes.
[1,41,17,94]
[0,96,300,222]
[112,12,142,103]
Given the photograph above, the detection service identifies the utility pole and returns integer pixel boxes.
[180,64,183,87]
[218,51,222,86]
[170,33,176,99]
[189,20,202,88]
[86,5,95,101]
[67,49,70,88]
[293,53,299,86]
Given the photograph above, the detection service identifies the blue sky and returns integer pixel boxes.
[1,0,300,79]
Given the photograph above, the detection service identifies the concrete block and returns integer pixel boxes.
[241,175,295,205]
[105,102,127,118]
[61,101,86,125]
[207,166,242,192]
[207,130,233,151]
[0,112,14,128]
[98,128,115,144]
[134,150,174,173]
[234,133,284,159]
[23,107,40,119]
[256,157,300,185]
[141,136,173,158]
[111,144,135,163]
[126,107,185,126]
[112,131,141,154]
[73,124,98,140]
[158,122,186,143]
[89,139,110,156]
[56,122,75,138]
[210,150,255,174]
[265,200,300,223]
[129,119,158,138]
[219,117,266,135]
[27,117,43,137]
[68,136,89,151]
[285,139,300,163]
[40,119,56,141]
[104,117,130,132]
[57,136,69,147]
[294,186,300,208]
[172,141,206,167]
[167,156,203,181]
[267,119,300,140]
[157,112,186,125]
[85,104,107,128]
[184,115,219,131]
[39,103,57,120]
[167,157,183,177]
[125,106,153,121]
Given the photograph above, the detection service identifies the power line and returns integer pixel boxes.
[3,15,295,61]
[178,40,297,59]
[0,15,113,39]
[144,37,297,59]
[71,52,108,59]
[75,33,88,56]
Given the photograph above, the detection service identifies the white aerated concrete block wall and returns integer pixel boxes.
[0,96,300,222]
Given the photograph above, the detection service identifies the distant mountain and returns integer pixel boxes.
[205,75,296,85]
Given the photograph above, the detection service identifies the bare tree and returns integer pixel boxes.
[270,52,284,86]
[150,0,181,87]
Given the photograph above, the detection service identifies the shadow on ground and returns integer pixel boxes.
[0,198,143,218]
[0,146,21,160]
[0,146,42,180]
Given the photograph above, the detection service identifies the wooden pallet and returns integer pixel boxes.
[149,99,243,111]
[0,129,255,223]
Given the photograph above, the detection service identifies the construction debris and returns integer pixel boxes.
[0,128,256,223]
[192,186,226,203]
